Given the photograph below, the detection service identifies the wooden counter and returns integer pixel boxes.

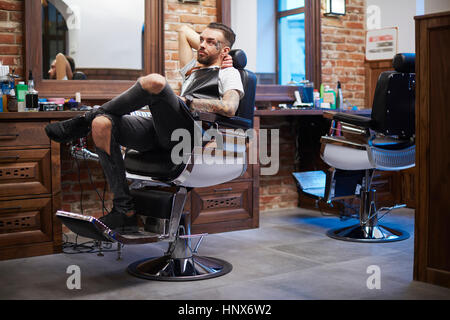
[0,112,81,260]
[0,111,259,254]
[255,108,371,117]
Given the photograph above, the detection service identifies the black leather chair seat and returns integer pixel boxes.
[124,149,186,182]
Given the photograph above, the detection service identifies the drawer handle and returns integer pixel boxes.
[0,134,19,140]
[0,206,22,212]
[214,188,233,193]
[0,156,20,161]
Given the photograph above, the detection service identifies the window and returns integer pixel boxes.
[277,0,306,84]
[228,0,321,87]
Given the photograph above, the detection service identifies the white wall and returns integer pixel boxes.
[366,0,450,54]
[231,0,258,71]
[230,0,276,73]
[366,0,418,53]
[57,0,144,69]
[256,0,276,74]
[424,0,450,14]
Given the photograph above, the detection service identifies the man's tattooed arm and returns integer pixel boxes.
[190,90,241,117]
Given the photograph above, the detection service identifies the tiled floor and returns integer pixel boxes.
[0,207,449,300]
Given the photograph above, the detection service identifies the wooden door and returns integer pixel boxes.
[414,12,450,288]
[365,59,392,109]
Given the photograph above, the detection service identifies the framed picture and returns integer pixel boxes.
[366,27,398,61]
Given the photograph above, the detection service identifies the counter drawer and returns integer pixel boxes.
[190,181,253,225]
[0,149,51,198]
[0,197,53,247]
[0,121,49,148]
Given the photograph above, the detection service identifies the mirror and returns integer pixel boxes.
[25,0,164,100]
[42,0,145,81]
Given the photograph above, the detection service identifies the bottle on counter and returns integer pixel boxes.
[0,86,3,112]
[25,71,39,112]
[7,85,18,112]
[0,63,8,112]
[336,81,344,111]
[323,85,336,109]
[313,89,321,109]
[16,81,27,112]
[1,83,8,112]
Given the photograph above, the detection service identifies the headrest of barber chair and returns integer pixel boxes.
[393,53,415,73]
[230,49,247,70]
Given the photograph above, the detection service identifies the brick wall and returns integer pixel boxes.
[320,0,366,109]
[0,0,24,78]
[259,118,300,211]
[164,0,217,94]
[59,144,114,219]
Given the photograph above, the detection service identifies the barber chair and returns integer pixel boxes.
[57,49,256,280]
[293,53,415,243]
[72,71,87,80]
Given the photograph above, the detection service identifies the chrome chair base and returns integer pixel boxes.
[326,224,410,243]
[127,255,233,281]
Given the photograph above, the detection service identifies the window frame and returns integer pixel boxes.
[42,2,68,79]
[276,0,321,87]
[218,0,321,90]
[276,2,306,84]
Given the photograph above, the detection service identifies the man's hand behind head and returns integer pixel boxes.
[221,54,233,69]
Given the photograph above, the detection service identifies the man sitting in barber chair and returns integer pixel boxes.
[45,22,244,232]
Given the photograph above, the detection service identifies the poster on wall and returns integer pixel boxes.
[366,27,398,60]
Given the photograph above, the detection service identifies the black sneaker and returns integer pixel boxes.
[45,115,91,143]
[99,208,138,233]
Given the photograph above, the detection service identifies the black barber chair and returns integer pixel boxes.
[57,49,257,280]
[72,71,87,80]
[293,53,415,243]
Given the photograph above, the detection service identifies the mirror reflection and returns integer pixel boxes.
[41,0,145,80]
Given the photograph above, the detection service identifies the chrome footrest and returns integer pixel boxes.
[117,229,165,244]
[56,211,165,245]
[57,211,115,242]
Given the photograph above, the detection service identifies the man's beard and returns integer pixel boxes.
[197,51,217,66]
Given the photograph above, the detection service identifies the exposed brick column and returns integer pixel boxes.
[320,0,366,109]
[164,0,218,94]
[0,0,24,78]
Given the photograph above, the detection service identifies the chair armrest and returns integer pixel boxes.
[193,111,253,130]
[330,112,373,128]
